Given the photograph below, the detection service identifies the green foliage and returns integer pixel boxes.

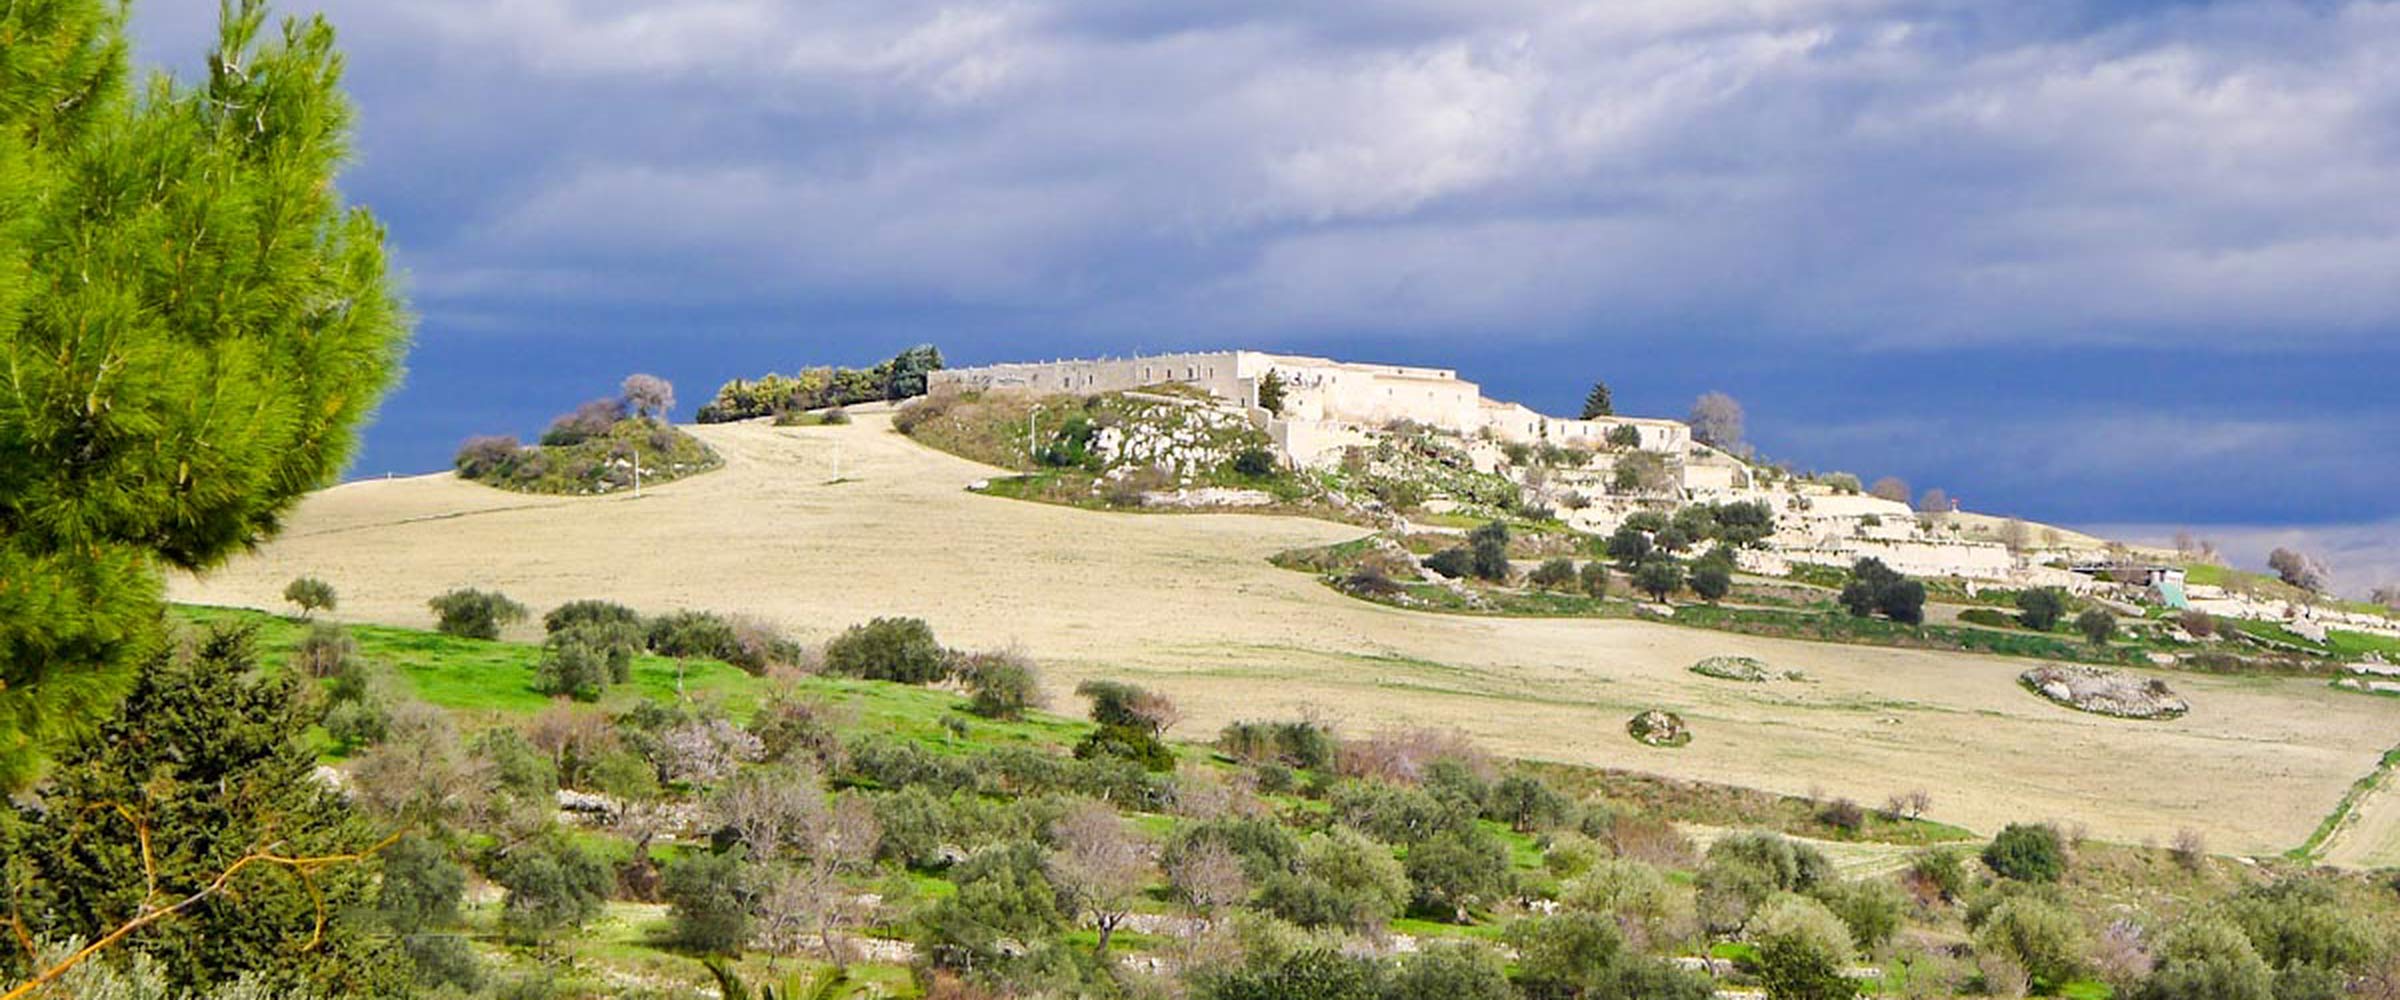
[283,576,337,618]
[2220,879,2376,973]
[2138,915,2275,1000]
[1424,546,1475,579]
[1468,520,1512,581]
[961,652,1042,720]
[1530,557,1579,590]
[1075,679,1174,734]
[0,0,409,789]
[696,345,946,421]
[1753,895,1857,1000]
[1698,831,1833,932]
[914,842,1069,974]
[1813,878,1905,951]
[663,848,755,955]
[1232,446,1278,478]
[1509,911,1713,1000]
[458,413,721,495]
[1581,382,1615,419]
[1605,423,1643,449]
[1164,815,1301,884]
[1390,942,1513,1000]
[1976,894,2089,990]
[1218,718,1337,770]
[1609,525,1655,568]
[1906,846,1968,902]
[645,608,738,660]
[545,599,644,635]
[1983,823,2066,882]
[534,622,641,701]
[1256,369,1288,415]
[1404,825,1513,921]
[1487,773,1574,832]
[824,617,948,684]
[2018,588,2068,631]
[1839,558,1925,625]
[493,831,613,946]
[427,588,527,640]
[1073,723,1175,772]
[1580,560,1613,598]
[2078,609,2119,645]
[1330,780,1476,845]
[0,629,403,993]
[1200,948,1384,1000]
[1635,559,1686,602]
[1258,828,1409,932]
[1690,559,1734,604]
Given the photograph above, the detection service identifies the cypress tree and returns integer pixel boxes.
[0,0,408,787]
[1581,380,1614,418]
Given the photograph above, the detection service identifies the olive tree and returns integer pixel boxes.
[0,0,408,789]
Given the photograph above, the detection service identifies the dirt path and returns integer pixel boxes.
[171,410,2400,855]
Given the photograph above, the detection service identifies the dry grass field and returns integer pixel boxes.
[171,408,2400,858]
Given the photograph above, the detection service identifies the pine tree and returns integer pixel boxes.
[1580,381,1613,419]
[0,0,407,788]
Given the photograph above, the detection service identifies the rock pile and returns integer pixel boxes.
[2021,665,2189,720]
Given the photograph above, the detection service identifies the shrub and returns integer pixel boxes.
[2017,588,2067,631]
[2177,610,2216,638]
[1424,547,1475,579]
[1690,560,1733,603]
[1634,559,1685,602]
[1468,520,1511,581]
[1906,846,1968,902]
[1983,823,2066,882]
[1260,828,1410,932]
[1579,560,1611,598]
[1753,894,1857,1000]
[1074,723,1175,772]
[1840,557,1924,624]
[1231,446,1277,478]
[1219,718,1338,771]
[1977,895,2090,990]
[494,833,613,945]
[1529,557,1578,590]
[2077,609,2118,645]
[534,626,639,701]
[960,650,1043,720]
[1814,878,1905,951]
[428,588,528,640]
[2139,915,2274,1000]
[824,617,948,683]
[454,434,523,478]
[645,609,740,660]
[1605,424,1642,449]
[283,576,336,619]
[545,599,643,635]
[1388,942,1512,1000]
[541,396,627,446]
[1405,825,1514,922]
[1076,679,1177,735]
[818,405,850,425]
[1486,774,1574,832]
[293,622,358,678]
[662,849,753,955]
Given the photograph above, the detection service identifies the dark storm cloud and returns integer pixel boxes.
[125,1,2400,560]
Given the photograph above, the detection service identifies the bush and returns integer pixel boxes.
[1753,894,1858,1000]
[293,621,358,678]
[2017,588,2067,631]
[2177,610,2216,638]
[1983,823,2066,883]
[824,617,948,683]
[1580,561,1611,598]
[960,650,1042,720]
[1388,943,1512,1000]
[1634,559,1685,602]
[283,576,336,618]
[1259,828,1410,932]
[534,625,640,701]
[1073,723,1175,772]
[2077,609,2118,645]
[1690,560,1733,603]
[1231,446,1277,478]
[1468,520,1511,581]
[1906,847,1968,902]
[1977,894,2090,990]
[1840,558,1923,624]
[545,599,643,635]
[819,406,850,425]
[2139,915,2274,1000]
[1529,557,1578,591]
[1219,719,1338,771]
[1814,878,1904,951]
[428,588,528,640]
[454,434,523,478]
[645,609,739,660]
[662,849,753,955]
[1405,826,1513,922]
[494,833,613,945]
[1424,547,1475,579]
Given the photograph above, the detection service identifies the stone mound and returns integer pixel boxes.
[1690,656,1772,682]
[1628,710,1691,747]
[2021,665,2188,720]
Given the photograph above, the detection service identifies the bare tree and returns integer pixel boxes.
[1166,840,1249,920]
[2172,530,2195,557]
[2267,547,2330,593]
[1869,477,1911,503]
[349,700,492,828]
[657,718,764,785]
[1916,488,1952,515]
[622,373,676,421]
[1687,391,1745,451]
[755,793,881,970]
[2374,584,2400,611]
[1048,800,1153,956]
[711,763,830,863]
[1998,518,2031,553]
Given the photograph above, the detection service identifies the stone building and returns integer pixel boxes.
[930,350,1690,465]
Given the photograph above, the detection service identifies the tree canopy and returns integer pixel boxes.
[0,0,408,789]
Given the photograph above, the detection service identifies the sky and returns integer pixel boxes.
[127,0,2400,594]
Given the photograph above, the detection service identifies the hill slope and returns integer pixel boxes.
[169,407,2400,856]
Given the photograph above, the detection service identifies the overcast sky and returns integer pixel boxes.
[129,1,2400,593]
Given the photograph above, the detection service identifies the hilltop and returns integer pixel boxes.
[171,406,2400,863]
